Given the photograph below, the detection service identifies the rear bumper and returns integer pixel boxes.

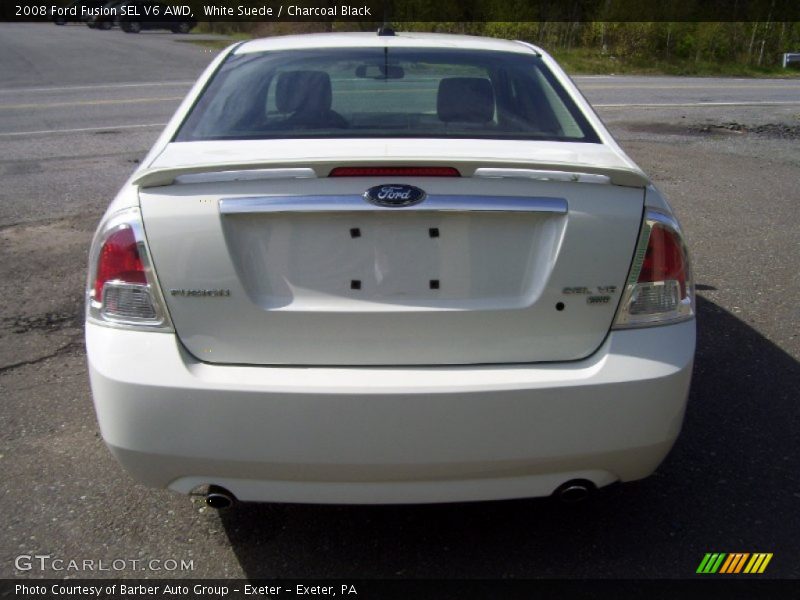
[86,320,694,504]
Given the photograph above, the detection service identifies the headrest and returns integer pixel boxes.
[275,70,332,114]
[437,77,495,123]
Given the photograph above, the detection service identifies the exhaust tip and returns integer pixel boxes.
[205,485,236,510]
[553,479,596,504]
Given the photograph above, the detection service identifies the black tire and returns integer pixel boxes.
[97,20,112,30]
[173,22,191,34]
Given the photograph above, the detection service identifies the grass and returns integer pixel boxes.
[550,48,800,78]
[177,34,800,78]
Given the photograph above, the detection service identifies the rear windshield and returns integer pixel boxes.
[175,47,600,143]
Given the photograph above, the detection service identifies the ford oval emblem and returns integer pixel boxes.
[364,184,426,207]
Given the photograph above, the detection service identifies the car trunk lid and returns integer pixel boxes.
[139,140,645,366]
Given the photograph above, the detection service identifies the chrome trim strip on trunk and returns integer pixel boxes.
[474,167,611,184]
[175,167,316,184]
[219,195,568,215]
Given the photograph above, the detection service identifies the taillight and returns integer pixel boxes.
[93,227,146,301]
[329,166,460,177]
[613,210,694,328]
[86,208,172,330]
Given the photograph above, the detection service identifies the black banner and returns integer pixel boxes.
[3,579,800,600]
[3,0,800,23]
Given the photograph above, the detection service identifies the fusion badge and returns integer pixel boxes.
[170,289,231,297]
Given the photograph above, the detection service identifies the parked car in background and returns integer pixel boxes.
[119,0,196,33]
[84,0,123,29]
[86,32,695,508]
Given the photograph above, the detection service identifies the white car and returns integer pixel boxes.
[86,31,695,507]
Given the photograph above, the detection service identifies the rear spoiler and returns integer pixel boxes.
[132,159,650,189]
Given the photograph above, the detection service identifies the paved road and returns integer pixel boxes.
[1,23,799,580]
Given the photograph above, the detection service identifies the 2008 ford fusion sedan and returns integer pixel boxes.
[86,31,695,506]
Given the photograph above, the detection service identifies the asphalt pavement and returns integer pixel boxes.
[1,23,799,580]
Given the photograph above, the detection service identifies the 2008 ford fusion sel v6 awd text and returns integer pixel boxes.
[85,31,695,506]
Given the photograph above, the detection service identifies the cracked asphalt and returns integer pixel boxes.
[1,23,799,581]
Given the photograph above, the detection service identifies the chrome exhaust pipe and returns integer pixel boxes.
[205,485,236,510]
[554,480,595,504]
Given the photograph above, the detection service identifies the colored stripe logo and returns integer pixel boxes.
[696,553,773,574]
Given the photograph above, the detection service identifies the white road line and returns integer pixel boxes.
[0,96,184,110]
[2,99,797,136]
[595,100,800,108]
[0,122,166,137]
[0,81,194,95]
[583,83,800,90]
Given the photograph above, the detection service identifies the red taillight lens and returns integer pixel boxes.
[638,224,687,296]
[329,166,461,177]
[614,210,694,329]
[93,226,146,301]
[87,208,170,329]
